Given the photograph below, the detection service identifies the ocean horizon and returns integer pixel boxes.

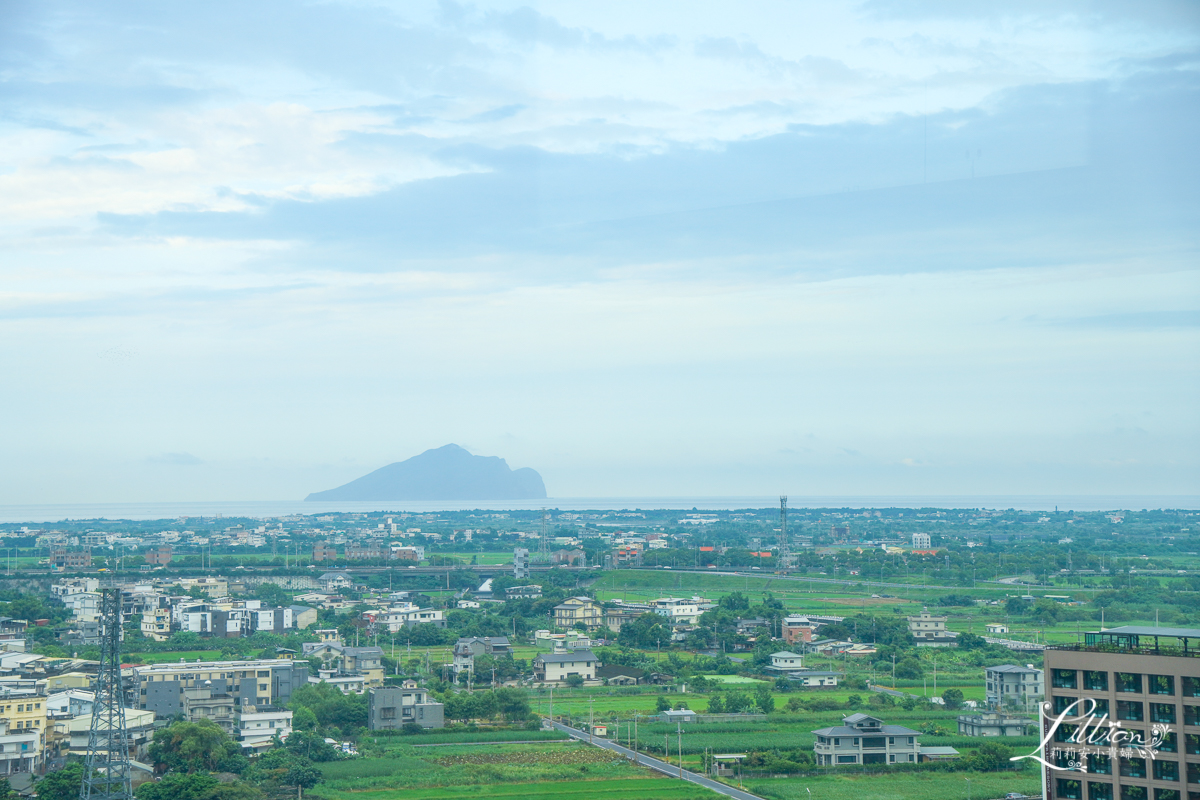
[1,495,1197,523]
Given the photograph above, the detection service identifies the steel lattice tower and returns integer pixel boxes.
[778,496,789,567]
[539,508,549,561]
[80,588,132,800]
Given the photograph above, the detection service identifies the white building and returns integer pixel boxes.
[912,533,932,550]
[47,689,94,718]
[533,650,597,684]
[236,707,293,751]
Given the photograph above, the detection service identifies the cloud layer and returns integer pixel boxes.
[1,1,1197,502]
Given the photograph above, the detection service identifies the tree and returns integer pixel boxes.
[894,657,923,679]
[495,687,532,722]
[565,673,585,688]
[941,688,965,710]
[754,685,775,714]
[136,772,220,800]
[846,694,863,708]
[35,763,84,800]
[148,720,248,774]
[655,696,671,712]
[957,633,987,650]
[964,740,1013,771]
[706,694,725,713]
[253,583,291,608]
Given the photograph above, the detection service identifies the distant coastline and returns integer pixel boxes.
[1,495,1198,523]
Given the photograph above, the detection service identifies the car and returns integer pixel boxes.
[1005,793,1026,799]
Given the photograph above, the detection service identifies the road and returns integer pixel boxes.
[551,720,766,800]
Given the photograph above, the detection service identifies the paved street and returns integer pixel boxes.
[551,720,766,800]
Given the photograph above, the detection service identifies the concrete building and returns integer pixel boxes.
[141,608,171,641]
[50,548,92,570]
[340,647,385,687]
[513,548,530,580]
[985,623,1009,635]
[783,615,814,645]
[236,706,293,751]
[367,682,444,730]
[912,533,932,550]
[533,649,598,684]
[956,711,1034,737]
[132,659,308,718]
[985,664,1044,710]
[319,572,353,592]
[312,543,338,562]
[553,597,602,631]
[907,609,957,646]
[1043,625,1200,800]
[452,637,510,676]
[505,585,542,600]
[66,708,156,762]
[812,713,921,766]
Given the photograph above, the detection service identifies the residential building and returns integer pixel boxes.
[236,706,293,751]
[513,548,530,580]
[345,544,385,561]
[596,664,646,685]
[132,659,308,718]
[51,578,98,600]
[985,623,1009,635]
[312,543,338,562]
[533,649,598,684]
[553,597,602,631]
[174,577,228,598]
[1043,625,1200,800]
[144,546,173,566]
[604,608,641,633]
[812,713,921,766]
[308,670,365,695]
[141,608,171,641]
[783,615,814,645]
[505,585,542,600]
[452,637,511,676]
[551,549,586,567]
[956,711,1034,737]
[0,686,46,775]
[650,598,702,625]
[50,548,92,570]
[341,647,385,687]
[367,682,444,730]
[289,605,318,630]
[66,708,156,762]
[985,664,1044,710]
[319,572,353,592]
[912,533,932,550]
[767,651,805,671]
[47,689,94,718]
[907,609,957,646]
[180,685,238,735]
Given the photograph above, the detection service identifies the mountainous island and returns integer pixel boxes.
[304,444,547,501]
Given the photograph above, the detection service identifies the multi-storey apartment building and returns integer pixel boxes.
[1042,625,1200,800]
[367,682,444,730]
[0,686,46,775]
[553,597,602,631]
[907,608,957,646]
[986,664,1044,710]
[533,649,598,684]
[132,659,308,718]
[812,713,921,766]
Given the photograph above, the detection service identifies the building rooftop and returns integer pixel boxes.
[535,650,597,663]
[987,664,1041,673]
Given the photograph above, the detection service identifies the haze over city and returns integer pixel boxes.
[3,1,1198,504]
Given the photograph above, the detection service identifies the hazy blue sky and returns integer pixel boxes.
[2,1,1198,503]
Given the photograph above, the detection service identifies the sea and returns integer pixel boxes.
[1,495,1197,523]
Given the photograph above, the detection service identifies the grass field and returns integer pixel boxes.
[315,777,717,800]
[745,770,1039,800]
[313,742,720,799]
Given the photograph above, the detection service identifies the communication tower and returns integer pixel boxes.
[778,495,789,568]
[539,508,549,560]
[80,587,132,800]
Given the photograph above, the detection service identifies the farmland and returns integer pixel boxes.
[312,741,721,799]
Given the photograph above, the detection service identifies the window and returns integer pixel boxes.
[1054,670,1079,689]
[1056,723,1079,743]
[1185,706,1200,726]
[1153,791,1179,800]
[1150,676,1175,696]
[1087,781,1112,800]
[1186,733,1200,755]
[1057,779,1083,800]
[1159,732,1178,753]
[1119,788,1146,800]
[1120,757,1147,779]
[1153,703,1177,724]
[1086,671,1109,692]
[1183,677,1200,699]
[1088,754,1112,775]
[1091,698,1110,716]
[1055,695,1079,714]
[1155,760,1179,782]
[837,755,857,763]
[1118,701,1144,722]
[907,737,914,744]
[1116,673,1143,694]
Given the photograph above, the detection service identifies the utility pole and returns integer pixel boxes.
[589,699,594,743]
[677,721,683,778]
[80,587,132,800]
[778,496,789,570]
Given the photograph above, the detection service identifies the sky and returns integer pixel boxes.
[2,1,1198,504]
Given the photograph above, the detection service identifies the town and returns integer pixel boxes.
[0,505,1195,800]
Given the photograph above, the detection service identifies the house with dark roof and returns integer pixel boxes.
[533,649,597,683]
[596,663,646,685]
[812,713,921,766]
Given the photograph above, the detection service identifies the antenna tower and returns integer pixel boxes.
[80,587,132,800]
[778,496,789,568]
